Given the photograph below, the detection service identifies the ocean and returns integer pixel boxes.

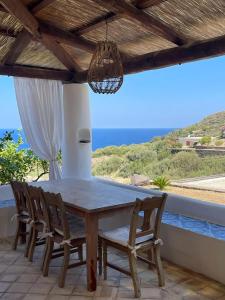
[0,128,176,151]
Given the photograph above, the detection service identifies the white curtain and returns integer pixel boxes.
[14,78,63,180]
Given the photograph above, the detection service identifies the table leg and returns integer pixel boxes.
[85,213,98,292]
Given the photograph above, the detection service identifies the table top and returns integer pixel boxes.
[32,178,152,213]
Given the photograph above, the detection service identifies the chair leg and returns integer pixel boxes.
[28,228,38,262]
[41,238,48,272]
[147,248,153,270]
[59,244,70,288]
[98,238,102,276]
[12,221,21,250]
[78,244,83,261]
[25,226,33,258]
[43,238,54,277]
[20,222,27,244]
[128,251,141,298]
[103,241,107,280]
[154,246,165,287]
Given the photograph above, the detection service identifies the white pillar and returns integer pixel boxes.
[62,83,92,180]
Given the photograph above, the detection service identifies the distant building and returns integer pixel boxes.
[221,126,225,138]
[178,136,202,148]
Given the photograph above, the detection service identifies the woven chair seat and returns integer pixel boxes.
[54,221,85,244]
[99,226,154,247]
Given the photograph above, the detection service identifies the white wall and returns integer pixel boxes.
[161,224,225,285]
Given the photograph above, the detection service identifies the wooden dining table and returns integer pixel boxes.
[33,178,152,291]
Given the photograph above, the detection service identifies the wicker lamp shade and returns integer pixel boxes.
[88,41,123,94]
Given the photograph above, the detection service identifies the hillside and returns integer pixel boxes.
[93,111,225,181]
[173,110,225,137]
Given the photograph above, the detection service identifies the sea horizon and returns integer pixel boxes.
[0,128,177,151]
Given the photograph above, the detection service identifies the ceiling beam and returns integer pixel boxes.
[93,0,186,46]
[74,12,118,36]
[0,64,73,80]
[73,34,225,83]
[39,21,128,60]
[73,0,168,35]
[0,4,6,12]
[0,0,82,72]
[132,0,168,9]
[41,34,82,72]
[2,29,31,65]
[30,0,56,14]
[39,22,96,53]
[0,0,40,38]
[0,0,56,14]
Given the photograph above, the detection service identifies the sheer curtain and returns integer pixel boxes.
[14,78,63,180]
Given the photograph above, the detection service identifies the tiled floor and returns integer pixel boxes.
[0,239,224,300]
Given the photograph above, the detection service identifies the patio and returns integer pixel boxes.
[0,239,225,300]
[1,0,225,298]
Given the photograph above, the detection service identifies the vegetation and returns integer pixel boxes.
[0,131,48,185]
[92,139,225,180]
[1,110,225,185]
[153,176,170,190]
[200,136,211,145]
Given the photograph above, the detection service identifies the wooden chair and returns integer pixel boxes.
[98,193,167,298]
[10,181,32,255]
[42,191,86,288]
[26,185,48,262]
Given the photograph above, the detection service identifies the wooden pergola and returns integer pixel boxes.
[1,0,225,82]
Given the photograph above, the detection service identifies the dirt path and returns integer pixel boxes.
[108,176,225,206]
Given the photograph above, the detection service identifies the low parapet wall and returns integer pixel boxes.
[171,147,225,156]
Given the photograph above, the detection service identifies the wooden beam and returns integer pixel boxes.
[93,0,186,45]
[39,22,96,53]
[41,34,82,72]
[132,0,168,9]
[30,0,56,14]
[2,29,31,65]
[39,21,128,60]
[0,4,6,12]
[73,0,168,35]
[0,0,40,38]
[0,0,82,72]
[0,64,73,80]
[73,34,225,83]
[74,12,119,35]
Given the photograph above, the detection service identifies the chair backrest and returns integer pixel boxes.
[42,191,70,240]
[129,193,167,246]
[26,185,47,224]
[10,181,30,215]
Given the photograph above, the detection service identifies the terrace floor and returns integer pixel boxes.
[0,239,224,300]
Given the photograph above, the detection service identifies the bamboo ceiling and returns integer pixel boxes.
[0,0,225,82]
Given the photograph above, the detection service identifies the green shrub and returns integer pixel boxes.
[171,151,201,175]
[215,140,224,146]
[93,145,127,158]
[126,148,157,162]
[117,159,145,178]
[0,132,34,184]
[153,176,170,190]
[92,156,124,176]
[0,131,49,184]
[200,136,211,145]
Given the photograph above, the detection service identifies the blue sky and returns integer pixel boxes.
[1,56,225,129]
